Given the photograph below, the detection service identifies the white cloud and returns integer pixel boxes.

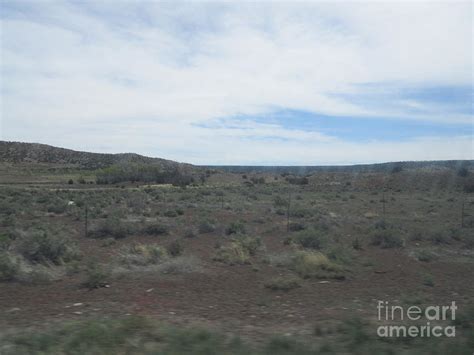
[0,0,472,164]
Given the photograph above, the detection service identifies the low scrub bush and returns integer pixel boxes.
[288,222,305,232]
[275,208,286,216]
[90,217,130,239]
[183,228,197,239]
[429,231,451,245]
[0,201,16,216]
[273,195,288,208]
[142,223,169,236]
[263,252,294,268]
[100,238,116,247]
[235,236,262,256]
[339,317,371,347]
[326,244,354,265]
[414,249,437,262]
[292,251,345,279]
[290,207,312,218]
[18,231,81,265]
[352,237,363,250]
[422,273,435,287]
[370,230,404,248]
[410,229,424,241]
[225,221,247,235]
[0,233,13,251]
[0,252,20,281]
[198,220,216,234]
[264,276,301,291]
[291,229,328,250]
[164,210,178,218]
[374,219,390,230]
[118,244,168,267]
[22,264,63,284]
[46,202,68,214]
[83,262,110,289]
[167,240,184,257]
[286,176,309,185]
[452,304,474,329]
[213,241,253,265]
[158,256,201,274]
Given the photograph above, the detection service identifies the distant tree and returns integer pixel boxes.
[68,179,74,185]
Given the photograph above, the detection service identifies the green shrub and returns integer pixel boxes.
[452,304,474,329]
[158,256,201,274]
[225,221,246,235]
[326,245,353,265]
[374,219,390,230]
[83,262,110,289]
[273,195,288,208]
[118,244,168,267]
[0,252,20,281]
[370,230,404,248]
[422,273,435,287]
[410,229,424,241]
[414,249,436,262]
[286,176,309,185]
[264,276,301,291]
[143,223,169,235]
[0,233,13,251]
[292,251,345,279]
[291,229,328,250]
[198,220,216,234]
[1,215,15,227]
[0,201,16,215]
[236,236,262,256]
[90,217,130,239]
[18,231,81,265]
[47,202,68,214]
[340,317,371,347]
[164,210,178,218]
[290,207,312,218]
[352,237,363,250]
[288,222,305,232]
[184,229,197,238]
[275,208,286,216]
[100,238,116,247]
[167,240,184,257]
[213,242,250,265]
[429,231,451,245]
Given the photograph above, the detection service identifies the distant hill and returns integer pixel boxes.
[1,141,472,175]
[204,160,473,175]
[0,141,192,171]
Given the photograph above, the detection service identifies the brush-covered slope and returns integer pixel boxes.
[0,141,191,171]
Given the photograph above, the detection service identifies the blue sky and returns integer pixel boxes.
[0,1,472,165]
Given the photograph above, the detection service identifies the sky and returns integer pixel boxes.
[0,0,472,165]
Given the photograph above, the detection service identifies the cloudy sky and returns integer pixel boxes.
[1,0,472,165]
